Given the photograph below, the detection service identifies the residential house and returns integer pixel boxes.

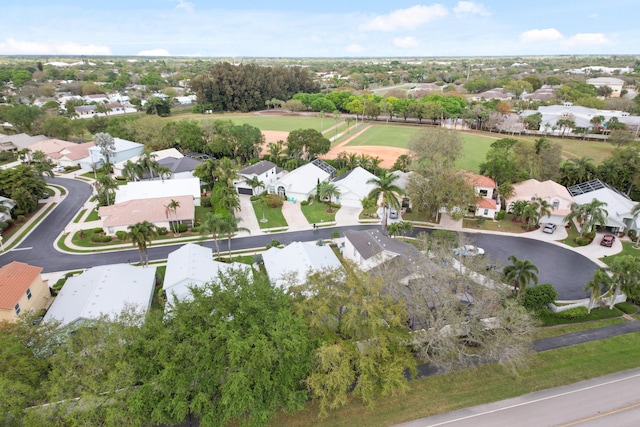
[114,177,202,206]
[55,142,95,168]
[113,148,184,177]
[268,159,336,202]
[0,262,50,323]
[163,243,251,302]
[343,229,420,272]
[506,179,573,225]
[98,194,194,236]
[0,133,49,152]
[235,160,280,196]
[330,166,378,208]
[520,104,640,135]
[83,94,109,104]
[262,241,342,290]
[27,138,76,163]
[587,77,625,98]
[43,264,156,330]
[568,179,640,234]
[83,137,144,169]
[521,85,558,102]
[471,88,514,102]
[157,156,202,180]
[465,172,499,218]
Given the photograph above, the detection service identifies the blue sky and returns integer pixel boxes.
[2,1,638,57]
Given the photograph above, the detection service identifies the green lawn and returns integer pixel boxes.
[85,209,99,222]
[271,332,640,427]
[345,124,421,148]
[301,201,337,224]
[73,209,86,223]
[251,201,288,229]
[457,132,496,172]
[602,241,640,265]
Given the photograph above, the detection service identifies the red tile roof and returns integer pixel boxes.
[477,197,497,209]
[465,172,495,188]
[0,262,43,309]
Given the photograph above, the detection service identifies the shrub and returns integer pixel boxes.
[3,219,13,229]
[157,227,168,236]
[266,239,280,249]
[615,301,638,314]
[522,283,558,310]
[16,215,25,223]
[116,231,127,241]
[574,236,591,246]
[628,229,637,240]
[91,235,112,243]
[13,209,24,217]
[405,207,412,214]
[266,193,284,208]
[496,210,506,221]
[201,198,212,208]
[584,231,596,241]
[176,223,189,233]
[300,200,309,206]
[555,306,588,319]
[92,227,104,234]
[190,226,200,233]
[250,195,260,202]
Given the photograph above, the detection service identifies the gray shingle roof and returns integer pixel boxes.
[344,229,420,261]
[239,160,276,176]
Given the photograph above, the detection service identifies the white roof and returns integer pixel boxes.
[88,137,143,154]
[43,264,155,329]
[332,167,378,200]
[115,177,201,203]
[273,162,331,196]
[113,148,183,171]
[163,243,251,301]
[572,188,639,229]
[262,241,342,290]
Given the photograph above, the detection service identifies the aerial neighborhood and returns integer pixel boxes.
[1,55,640,426]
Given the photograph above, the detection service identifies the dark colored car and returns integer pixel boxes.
[600,234,616,247]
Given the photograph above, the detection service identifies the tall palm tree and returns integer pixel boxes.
[215,157,238,188]
[220,215,250,260]
[535,197,552,222]
[200,212,226,256]
[137,150,159,180]
[125,221,158,266]
[565,198,608,236]
[631,203,640,248]
[503,255,539,293]
[246,176,265,195]
[164,199,181,236]
[156,165,173,182]
[94,175,118,206]
[522,202,540,230]
[122,160,142,182]
[584,269,611,313]
[367,170,404,232]
[317,181,341,213]
[508,200,529,222]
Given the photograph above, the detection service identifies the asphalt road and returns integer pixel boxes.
[0,178,597,300]
[394,368,640,427]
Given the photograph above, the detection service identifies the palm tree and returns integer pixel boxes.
[503,255,539,293]
[565,198,608,236]
[122,160,142,182]
[246,176,265,195]
[631,203,640,248]
[94,175,118,206]
[125,221,158,266]
[215,157,238,188]
[398,220,414,237]
[521,202,540,230]
[367,170,404,232]
[584,269,611,313]
[387,221,402,238]
[220,215,250,260]
[137,150,159,180]
[535,197,552,223]
[200,212,226,256]
[317,181,341,213]
[156,165,173,182]
[164,199,181,236]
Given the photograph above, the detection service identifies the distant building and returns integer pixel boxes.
[586,77,625,98]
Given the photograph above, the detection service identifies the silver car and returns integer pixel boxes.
[389,208,398,219]
[542,223,557,234]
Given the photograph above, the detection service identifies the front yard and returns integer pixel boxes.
[251,200,288,229]
[300,200,337,224]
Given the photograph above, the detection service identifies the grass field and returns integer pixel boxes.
[345,124,421,148]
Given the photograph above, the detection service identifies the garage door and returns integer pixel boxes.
[237,187,253,195]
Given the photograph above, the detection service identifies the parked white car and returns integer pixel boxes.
[453,245,485,257]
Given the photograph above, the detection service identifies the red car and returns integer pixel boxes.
[600,234,616,247]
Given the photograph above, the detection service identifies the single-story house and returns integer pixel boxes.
[262,241,342,290]
[156,156,202,180]
[0,133,49,152]
[43,264,156,330]
[0,261,51,323]
[568,179,640,233]
[163,243,252,303]
[465,172,499,218]
[331,166,378,208]
[55,142,95,168]
[27,138,76,158]
[98,194,194,236]
[83,137,144,169]
[268,159,336,202]
[235,160,281,196]
[343,229,420,272]
[74,105,97,117]
[506,179,573,225]
[114,177,201,206]
[113,148,184,177]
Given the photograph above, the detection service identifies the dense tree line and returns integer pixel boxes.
[190,63,319,112]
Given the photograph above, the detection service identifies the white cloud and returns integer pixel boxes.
[519,28,563,43]
[137,48,171,56]
[174,0,194,13]
[360,4,448,32]
[0,38,111,55]
[453,1,490,17]
[394,36,419,48]
[563,33,610,47]
[345,44,366,53]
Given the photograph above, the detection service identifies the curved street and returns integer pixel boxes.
[0,177,598,299]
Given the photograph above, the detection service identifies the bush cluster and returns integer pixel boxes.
[116,231,127,241]
[522,283,558,311]
[496,210,506,221]
[575,236,591,246]
[554,306,588,319]
[157,227,169,236]
[90,235,112,243]
[176,223,189,233]
[300,200,309,206]
[266,194,284,208]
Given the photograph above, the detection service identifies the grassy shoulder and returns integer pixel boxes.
[271,332,640,427]
[602,241,640,266]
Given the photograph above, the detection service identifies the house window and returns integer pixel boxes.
[14,304,21,315]
[479,189,488,197]
[552,200,560,210]
[530,196,536,201]
[484,209,489,216]
[26,288,32,300]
